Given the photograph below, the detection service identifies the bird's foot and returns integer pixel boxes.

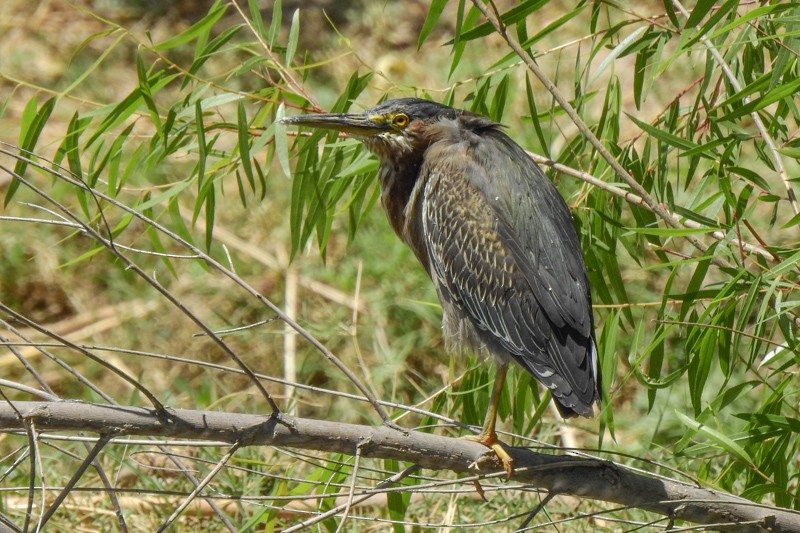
[462,432,514,478]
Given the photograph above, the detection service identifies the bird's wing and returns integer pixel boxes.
[419,127,597,415]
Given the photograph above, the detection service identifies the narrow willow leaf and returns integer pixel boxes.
[267,0,282,47]
[718,76,800,122]
[62,32,126,95]
[237,101,255,192]
[204,186,215,251]
[684,0,716,29]
[418,0,447,49]
[687,326,715,416]
[195,100,207,193]
[455,0,548,42]
[135,180,193,213]
[630,226,716,236]
[106,123,135,197]
[771,249,800,276]
[781,210,800,230]
[633,47,647,109]
[247,0,264,37]
[588,26,647,87]
[683,0,738,49]
[285,9,300,66]
[524,75,549,154]
[599,310,620,441]
[147,226,178,278]
[676,411,753,464]
[449,2,481,78]
[85,89,143,148]
[628,114,699,151]
[385,460,410,533]
[517,3,589,52]
[168,197,195,247]
[742,413,800,433]
[704,3,792,43]
[6,96,57,205]
[489,74,510,122]
[176,93,243,120]
[184,25,242,86]
[274,103,291,177]
[154,3,227,50]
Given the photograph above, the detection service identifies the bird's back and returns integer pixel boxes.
[404,113,599,418]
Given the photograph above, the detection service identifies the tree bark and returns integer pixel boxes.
[1,400,798,532]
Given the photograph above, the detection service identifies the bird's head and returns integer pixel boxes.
[281,98,460,162]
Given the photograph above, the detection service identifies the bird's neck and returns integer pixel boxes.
[377,151,425,239]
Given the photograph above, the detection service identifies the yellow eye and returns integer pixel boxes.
[392,113,409,128]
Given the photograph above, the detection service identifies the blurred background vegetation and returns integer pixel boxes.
[0,0,798,530]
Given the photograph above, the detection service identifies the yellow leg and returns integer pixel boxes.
[463,362,514,477]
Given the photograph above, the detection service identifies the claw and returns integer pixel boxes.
[463,432,514,478]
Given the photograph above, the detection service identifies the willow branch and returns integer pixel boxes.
[2,401,800,532]
[528,152,778,263]
[470,0,733,270]
[670,0,798,216]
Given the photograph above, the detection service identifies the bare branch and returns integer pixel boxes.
[2,401,799,532]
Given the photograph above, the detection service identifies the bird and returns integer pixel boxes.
[282,97,600,475]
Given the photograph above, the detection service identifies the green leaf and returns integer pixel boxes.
[195,100,207,192]
[781,210,800,230]
[237,101,255,192]
[274,104,291,178]
[418,0,447,49]
[740,414,800,433]
[703,3,793,43]
[684,0,716,29]
[588,26,647,87]
[248,0,264,38]
[285,9,300,66]
[85,89,143,148]
[525,74,548,154]
[6,96,57,205]
[683,0,738,49]
[630,226,717,237]
[717,76,800,123]
[449,2,481,78]
[62,31,126,95]
[627,114,699,151]
[153,3,227,50]
[676,411,753,464]
[455,0,549,42]
[267,0,282,47]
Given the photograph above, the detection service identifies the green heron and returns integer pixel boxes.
[283,98,600,475]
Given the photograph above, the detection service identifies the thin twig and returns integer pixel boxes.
[156,442,242,533]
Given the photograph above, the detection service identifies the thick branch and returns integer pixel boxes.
[2,401,799,532]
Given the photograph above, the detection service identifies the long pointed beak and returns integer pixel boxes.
[281,112,388,136]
